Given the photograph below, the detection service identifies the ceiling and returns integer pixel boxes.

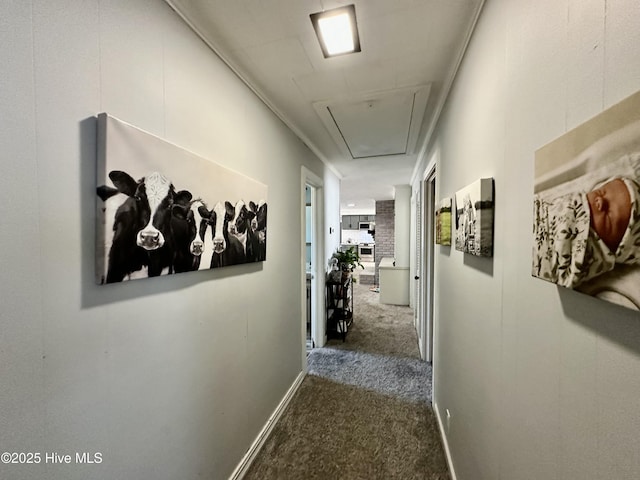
[166,0,484,211]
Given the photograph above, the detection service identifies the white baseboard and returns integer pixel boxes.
[228,370,306,480]
[433,401,457,480]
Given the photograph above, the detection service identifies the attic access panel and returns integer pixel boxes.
[313,84,430,159]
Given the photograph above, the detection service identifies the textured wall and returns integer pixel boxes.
[0,1,337,479]
[428,0,640,479]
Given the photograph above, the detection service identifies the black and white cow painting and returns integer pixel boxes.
[235,201,267,263]
[101,170,185,282]
[96,113,268,284]
[209,201,246,268]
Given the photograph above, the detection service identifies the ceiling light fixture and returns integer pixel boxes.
[310,4,361,58]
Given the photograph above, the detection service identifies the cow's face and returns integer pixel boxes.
[248,201,266,232]
[197,204,214,245]
[228,200,245,236]
[256,202,267,231]
[109,170,152,237]
[211,201,237,254]
[187,200,210,256]
[235,204,256,234]
[169,191,200,255]
[135,172,174,251]
[212,202,227,254]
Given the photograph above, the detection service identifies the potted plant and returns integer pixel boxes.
[332,247,364,273]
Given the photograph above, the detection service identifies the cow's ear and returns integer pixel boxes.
[174,190,192,205]
[225,201,235,216]
[109,171,138,197]
[198,205,211,219]
[171,203,189,219]
[249,201,258,212]
[97,185,119,202]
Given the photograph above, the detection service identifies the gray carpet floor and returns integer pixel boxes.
[244,282,450,480]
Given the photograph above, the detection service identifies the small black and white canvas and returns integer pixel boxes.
[454,178,494,257]
[96,113,268,284]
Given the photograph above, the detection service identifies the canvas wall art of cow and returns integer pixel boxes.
[95,113,268,284]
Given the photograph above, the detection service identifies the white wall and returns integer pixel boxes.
[394,185,411,268]
[324,173,341,266]
[428,0,640,479]
[340,207,376,215]
[0,1,337,479]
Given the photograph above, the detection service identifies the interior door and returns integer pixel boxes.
[305,185,314,351]
[423,169,436,363]
[414,184,425,358]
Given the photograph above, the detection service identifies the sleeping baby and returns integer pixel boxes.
[532,177,640,288]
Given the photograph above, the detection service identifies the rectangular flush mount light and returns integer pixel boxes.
[310,4,361,58]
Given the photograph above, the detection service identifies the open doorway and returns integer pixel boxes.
[301,167,325,366]
[305,184,314,352]
[415,166,436,362]
[423,168,436,363]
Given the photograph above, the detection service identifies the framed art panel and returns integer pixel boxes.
[454,178,494,257]
[435,197,452,245]
[96,113,268,284]
[532,89,640,310]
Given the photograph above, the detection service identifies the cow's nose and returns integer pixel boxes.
[229,224,237,235]
[213,238,225,254]
[138,230,164,250]
[191,240,204,256]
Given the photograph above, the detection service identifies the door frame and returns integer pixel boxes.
[413,184,424,355]
[301,167,324,369]
[422,165,436,363]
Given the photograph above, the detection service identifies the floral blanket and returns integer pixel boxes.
[532,191,615,288]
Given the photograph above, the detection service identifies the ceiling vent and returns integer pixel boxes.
[313,84,430,159]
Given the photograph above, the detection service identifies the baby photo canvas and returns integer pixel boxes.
[532,89,640,311]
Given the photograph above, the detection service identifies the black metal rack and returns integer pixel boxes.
[326,275,353,341]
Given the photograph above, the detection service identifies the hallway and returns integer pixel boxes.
[244,283,449,479]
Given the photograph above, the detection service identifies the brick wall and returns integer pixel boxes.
[374,200,395,285]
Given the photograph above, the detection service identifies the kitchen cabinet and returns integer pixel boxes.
[341,215,358,229]
[341,215,375,228]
